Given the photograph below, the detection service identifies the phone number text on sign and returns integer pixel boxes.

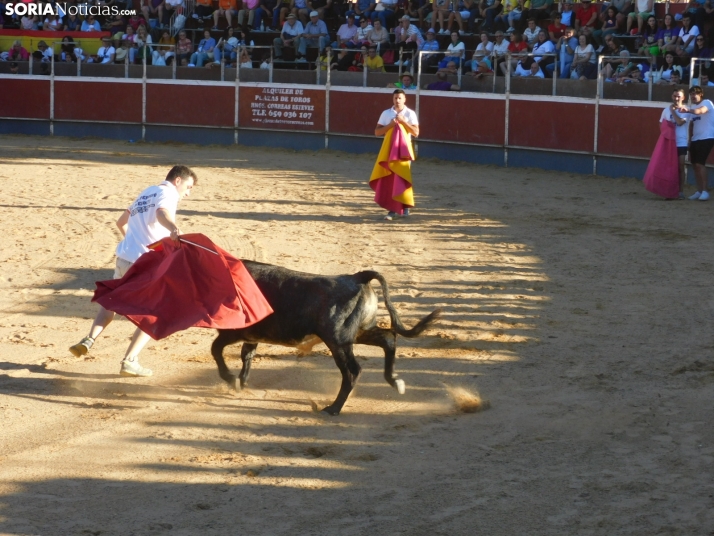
[239,86,325,131]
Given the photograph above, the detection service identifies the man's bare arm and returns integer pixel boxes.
[116,209,130,237]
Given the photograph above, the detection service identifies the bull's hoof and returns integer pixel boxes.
[239,377,248,388]
[226,375,239,392]
[321,405,341,416]
[394,378,406,395]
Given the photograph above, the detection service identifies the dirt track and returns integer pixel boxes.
[0,135,713,535]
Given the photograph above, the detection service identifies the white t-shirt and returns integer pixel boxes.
[97,46,115,63]
[532,39,555,62]
[516,62,544,77]
[115,181,180,263]
[493,39,510,57]
[679,25,700,53]
[476,41,494,56]
[575,44,596,64]
[446,41,465,57]
[378,105,419,127]
[691,99,714,141]
[660,106,691,147]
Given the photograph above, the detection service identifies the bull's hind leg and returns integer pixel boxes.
[210,330,242,391]
[322,343,362,416]
[239,343,257,388]
[356,328,405,395]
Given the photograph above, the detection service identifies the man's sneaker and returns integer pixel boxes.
[384,211,396,221]
[296,56,307,62]
[120,359,153,377]
[458,29,464,35]
[700,191,710,201]
[506,26,515,33]
[403,59,410,67]
[679,192,685,199]
[689,191,702,200]
[402,208,410,217]
[191,13,199,18]
[69,336,94,357]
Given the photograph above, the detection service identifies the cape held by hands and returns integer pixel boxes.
[369,123,415,215]
[92,233,274,340]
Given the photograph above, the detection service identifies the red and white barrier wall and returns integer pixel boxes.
[0,76,674,178]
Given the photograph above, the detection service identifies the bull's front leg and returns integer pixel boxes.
[323,344,361,416]
[239,343,258,388]
[211,330,240,391]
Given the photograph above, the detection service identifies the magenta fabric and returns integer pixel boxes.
[92,233,273,340]
[370,124,414,214]
[643,119,679,199]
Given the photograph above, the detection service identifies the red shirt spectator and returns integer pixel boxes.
[575,0,598,29]
[128,14,148,31]
[548,14,568,40]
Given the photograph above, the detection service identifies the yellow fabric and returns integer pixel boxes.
[369,124,415,206]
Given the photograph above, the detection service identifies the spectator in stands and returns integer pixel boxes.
[569,33,596,79]
[547,25,576,77]
[261,53,272,68]
[193,0,215,22]
[64,13,82,31]
[61,36,78,63]
[548,12,567,41]
[9,62,19,75]
[189,29,216,66]
[471,34,495,77]
[213,0,238,30]
[308,0,332,20]
[650,52,682,83]
[500,29,527,74]
[291,0,310,25]
[106,13,127,35]
[115,39,130,63]
[90,36,116,63]
[524,0,551,26]
[495,0,519,32]
[437,30,463,69]
[602,35,634,82]
[574,0,598,37]
[691,35,711,77]
[675,13,699,58]
[531,29,554,71]
[593,6,618,47]
[523,18,542,46]
[560,0,574,27]
[333,13,359,48]
[418,0,434,30]
[238,0,260,28]
[364,45,385,71]
[345,0,374,22]
[316,44,332,69]
[152,30,175,65]
[433,0,451,33]
[372,0,398,29]
[638,15,659,58]
[605,0,631,31]
[299,10,328,56]
[330,47,353,69]
[394,15,423,66]
[33,41,53,63]
[367,19,390,51]
[626,0,653,35]
[6,40,29,62]
[492,29,510,71]
[239,47,253,67]
[355,15,373,45]
[252,0,276,29]
[426,70,461,89]
[141,0,165,29]
[388,72,417,88]
[176,29,193,65]
[215,26,240,64]
[81,14,101,32]
[479,0,503,32]
[687,0,714,33]
[657,14,679,55]
[693,72,714,86]
[135,25,153,64]
[275,13,303,58]
[128,14,149,31]
[417,28,439,69]
[43,13,62,31]
[121,25,136,58]
[21,13,39,30]
[515,58,544,76]
[405,0,427,26]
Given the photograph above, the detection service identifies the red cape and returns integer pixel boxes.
[92,233,273,340]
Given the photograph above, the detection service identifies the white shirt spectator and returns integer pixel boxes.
[523,26,542,46]
[493,38,510,57]
[395,24,424,46]
[281,20,304,37]
[660,106,691,147]
[356,22,373,40]
[691,99,714,141]
[575,43,596,64]
[679,25,700,54]
[515,62,544,77]
[96,45,116,63]
[476,41,494,56]
[446,41,465,58]
[115,181,180,263]
[532,39,555,62]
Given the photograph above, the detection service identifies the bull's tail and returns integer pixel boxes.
[355,271,442,337]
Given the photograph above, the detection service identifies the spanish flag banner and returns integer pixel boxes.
[369,123,415,215]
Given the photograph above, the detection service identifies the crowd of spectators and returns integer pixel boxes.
[2,0,714,85]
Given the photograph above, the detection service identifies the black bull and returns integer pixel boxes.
[211,261,441,415]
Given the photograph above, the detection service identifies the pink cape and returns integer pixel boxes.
[92,233,274,340]
[370,124,415,214]
[643,120,679,199]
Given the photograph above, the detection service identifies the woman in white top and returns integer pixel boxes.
[676,13,699,57]
[438,31,465,69]
[531,30,555,71]
[568,34,596,80]
[471,31,494,74]
[43,14,62,31]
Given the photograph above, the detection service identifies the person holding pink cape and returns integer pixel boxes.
[371,90,420,221]
[645,89,689,200]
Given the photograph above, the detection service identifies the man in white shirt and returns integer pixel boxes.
[92,37,116,64]
[69,166,197,377]
[681,85,714,200]
[273,13,304,59]
[374,90,420,220]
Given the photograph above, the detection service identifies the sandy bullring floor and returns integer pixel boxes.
[0,135,713,535]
